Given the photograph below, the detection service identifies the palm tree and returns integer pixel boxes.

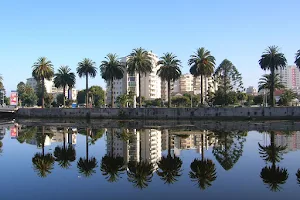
[77,58,97,108]
[54,128,76,169]
[189,48,216,105]
[127,160,154,189]
[157,130,183,184]
[296,169,300,185]
[157,53,182,107]
[259,131,289,192]
[258,74,285,92]
[77,128,98,177]
[54,66,76,107]
[32,126,55,178]
[295,50,300,68]
[127,48,152,107]
[32,57,54,108]
[259,46,287,107]
[189,131,217,190]
[100,53,125,107]
[116,94,129,108]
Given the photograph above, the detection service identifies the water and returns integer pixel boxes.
[0,119,300,199]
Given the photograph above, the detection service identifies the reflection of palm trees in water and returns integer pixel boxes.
[32,126,55,178]
[54,128,76,169]
[157,130,183,185]
[212,131,246,171]
[296,170,300,185]
[259,131,288,192]
[189,131,217,190]
[77,128,98,177]
[101,128,126,182]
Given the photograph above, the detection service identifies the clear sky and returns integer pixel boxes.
[1,0,300,94]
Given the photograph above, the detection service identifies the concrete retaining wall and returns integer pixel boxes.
[16,107,300,120]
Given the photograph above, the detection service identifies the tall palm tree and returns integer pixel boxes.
[157,130,183,184]
[32,57,54,108]
[189,48,216,105]
[77,128,98,177]
[77,58,97,108]
[54,128,76,169]
[259,131,288,192]
[189,131,217,190]
[32,126,55,178]
[127,160,154,189]
[259,46,287,107]
[258,74,285,92]
[54,66,76,107]
[295,50,300,68]
[157,53,182,107]
[100,53,125,107]
[127,48,152,107]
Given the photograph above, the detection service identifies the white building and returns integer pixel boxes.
[246,86,258,96]
[106,52,161,106]
[275,65,300,94]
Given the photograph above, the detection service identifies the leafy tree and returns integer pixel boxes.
[77,86,105,107]
[295,49,300,68]
[213,90,238,106]
[127,160,154,189]
[127,48,152,107]
[279,89,297,106]
[258,74,285,92]
[17,82,26,96]
[100,53,125,108]
[157,130,183,184]
[157,53,182,107]
[19,84,38,107]
[32,57,54,108]
[77,58,97,108]
[136,96,145,106]
[77,90,85,104]
[56,93,65,106]
[36,82,53,108]
[237,92,247,105]
[77,128,98,177]
[259,131,288,192]
[253,95,264,105]
[144,98,163,107]
[54,66,76,107]
[4,96,9,105]
[214,59,243,105]
[116,94,129,108]
[259,46,287,107]
[212,131,246,171]
[17,126,37,144]
[171,96,190,107]
[183,93,200,107]
[189,48,216,105]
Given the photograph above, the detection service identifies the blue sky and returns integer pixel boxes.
[1,0,300,93]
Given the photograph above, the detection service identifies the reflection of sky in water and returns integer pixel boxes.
[0,124,299,200]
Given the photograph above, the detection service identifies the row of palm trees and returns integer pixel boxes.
[259,47,300,107]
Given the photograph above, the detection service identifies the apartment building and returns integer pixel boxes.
[275,65,300,94]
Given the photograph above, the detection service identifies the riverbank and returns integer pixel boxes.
[16,107,300,120]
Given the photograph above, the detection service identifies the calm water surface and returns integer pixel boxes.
[0,120,300,199]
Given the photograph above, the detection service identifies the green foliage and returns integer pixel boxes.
[260,165,289,192]
[144,98,163,107]
[77,86,105,107]
[213,90,238,106]
[77,157,98,177]
[101,156,126,182]
[136,96,145,106]
[278,89,297,106]
[171,95,191,107]
[253,95,264,105]
[32,57,54,81]
[259,46,287,107]
[17,126,37,144]
[32,153,55,178]
[258,74,285,92]
[116,94,129,108]
[19,84,38,107]
[157,155,183,184]
[127,160,154,189]
[183,93,200,107]
[54,144,76,169]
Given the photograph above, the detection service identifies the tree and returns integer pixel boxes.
[32,57,54,108]
[17,82,26,97]
[259,46,287,107]
[295,50,300,68]
[19,84,38,107]
[237,92,247,105]
[77,128,98,177]
[214,59,243,105]
[77,58,97,108]
[253,95,264,105]
[76,86,105,107]
[127,48,152,107]
[116,94,129,108]
[127,160,154,189]
[213,90,238,106]
[54,66,76,107]
[171,95,190,107]
[157,53,182,107]
[259,131,288,192]
[157,130,183,184]
[296,170,300,185]
[189,48,216,105]
[100,53,125,108]
[183,93,200,107]
[279,89,297,106]
[54,128,76,169]
[258,74,285,92]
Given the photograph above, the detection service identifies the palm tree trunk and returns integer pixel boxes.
[201,75,204,105]
[168,130,171,157]
[201,132,204,161]
[42,78,45,108]
[42,126,45,157]
[111,128,114,157]
[139,72,142,108]
[63,86,66,107]
[86,128,89,159]
[111,78,114,108]
[270,131,275,165]
[270,68,275,107]
[86,74,89,108]
[168,80,171,108]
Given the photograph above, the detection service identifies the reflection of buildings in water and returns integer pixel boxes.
[274,131,300,152]
[106,128,162,170]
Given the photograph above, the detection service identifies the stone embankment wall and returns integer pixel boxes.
[16,107,300,120]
